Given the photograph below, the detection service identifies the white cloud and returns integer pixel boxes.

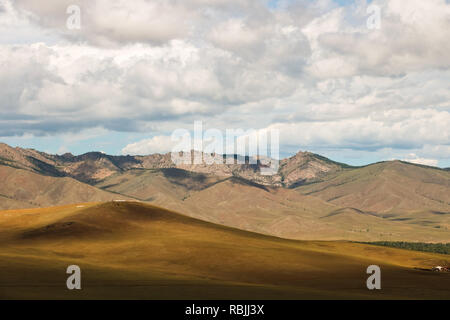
[122,135,177,155]
[263,108,450,151]
[306,0,450,77]
[12,0,195,45]
[401,154,439,167]
[1,0,449,166]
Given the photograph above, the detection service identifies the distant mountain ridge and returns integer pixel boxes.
[0,142,349,187]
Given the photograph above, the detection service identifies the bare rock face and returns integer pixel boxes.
[278,151,346,187]
[148,150,344,187]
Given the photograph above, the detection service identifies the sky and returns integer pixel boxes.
[0,0,449,167]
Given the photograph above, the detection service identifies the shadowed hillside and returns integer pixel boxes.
[0,202,449,299]
[95,168,226,201]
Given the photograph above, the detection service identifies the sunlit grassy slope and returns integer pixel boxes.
[0,202,449,299]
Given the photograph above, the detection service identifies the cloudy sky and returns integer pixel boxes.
[0,0,449,167]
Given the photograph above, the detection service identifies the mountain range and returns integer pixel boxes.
[0,142,449,242]
[0,142,348,186]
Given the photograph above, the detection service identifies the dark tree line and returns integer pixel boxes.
[359,241,450,255]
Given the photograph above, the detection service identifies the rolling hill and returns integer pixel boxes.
[296,161,450,231]
[0,201,449,299]
[0,165,129,209]
[95,168,227,202]
[93,164,450,242]
[180,177,450,242]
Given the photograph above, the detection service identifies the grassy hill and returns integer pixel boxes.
[0,165,130,210]
[0,201,449,299]
[96,168,226,201]
[189,178,450,241]
[297,161,450,231]
[95,168,450,242]
[93,164,450,242]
